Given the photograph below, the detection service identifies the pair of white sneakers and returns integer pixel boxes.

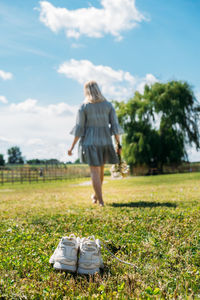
[49,234,104,275]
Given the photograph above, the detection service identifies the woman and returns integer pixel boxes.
[68,81,123,206]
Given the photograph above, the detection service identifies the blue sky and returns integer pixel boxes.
[0,0,199,161]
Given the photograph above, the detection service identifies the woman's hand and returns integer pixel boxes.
[67,137,79,156]
[116,142,122,156]
[116,146,122,156]
[68,149,73,156]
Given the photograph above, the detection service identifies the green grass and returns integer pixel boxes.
[0,173,200,299]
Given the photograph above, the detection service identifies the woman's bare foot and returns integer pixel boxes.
[91,194,97,204]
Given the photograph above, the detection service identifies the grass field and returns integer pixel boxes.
[0,173,200,299]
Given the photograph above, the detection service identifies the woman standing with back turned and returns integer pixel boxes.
[68,81,123,206]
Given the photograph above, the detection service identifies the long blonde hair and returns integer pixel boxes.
[84,81,106,104]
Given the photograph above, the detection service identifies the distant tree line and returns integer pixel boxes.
[27,158,61,165]
[0,146,65,166]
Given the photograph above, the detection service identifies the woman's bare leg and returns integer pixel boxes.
[91,165,104,204]
[100,165,104,183]
[90,166,104,206]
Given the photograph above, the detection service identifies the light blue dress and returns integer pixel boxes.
[70,100,123,166]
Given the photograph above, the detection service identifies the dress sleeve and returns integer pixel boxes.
[70,105,86,137]
[109,104,124,135]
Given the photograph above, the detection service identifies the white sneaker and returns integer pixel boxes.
[49,234,80,272]
[78,236,104,274]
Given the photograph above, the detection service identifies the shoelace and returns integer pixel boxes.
[100,241,137,269]
[81,236,137,268]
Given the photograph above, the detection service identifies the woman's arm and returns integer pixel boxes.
[114,134,120,145]
[68,105,86,156]
[68,136,80,156]
[109,104,124,150]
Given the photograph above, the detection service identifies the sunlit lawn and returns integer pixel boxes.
[0,173,200,299]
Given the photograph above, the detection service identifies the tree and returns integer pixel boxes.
[0,154,5,166]
[74,158,81,164]
[46,159,60,164]
[115,81,200,171]
[27,159,45,165]
[7,146,24,164]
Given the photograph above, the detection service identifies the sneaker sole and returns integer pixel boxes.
[53,261,76,272]
[77,267,100,275]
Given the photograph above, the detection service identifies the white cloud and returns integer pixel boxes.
[0,69,13,80]
[71,43,85,49]
[0,96,8,104]
[58,59,157,100]
[10,98,77,116]
[136,74,158,94]
[0,99,79,162]
[186,147,200,163]
[27,138,44,146]
[10,99,38,113]
[39,0,146,40]
[0,136,17,143]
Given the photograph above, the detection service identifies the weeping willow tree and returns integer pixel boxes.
[115,81,200,171]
